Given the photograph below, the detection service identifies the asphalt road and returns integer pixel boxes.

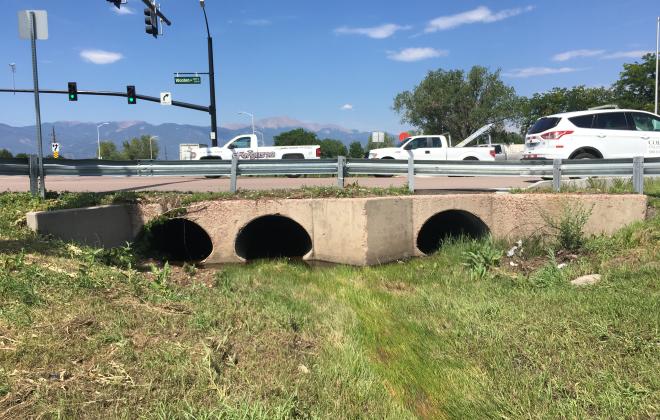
[0,175,541,193]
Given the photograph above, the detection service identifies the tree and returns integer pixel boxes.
[517,86,615,134]
[612,53,657,111]
[121,135,159,160]
[393,66,518,141]
[273,128,320,146]
[99,141,123,160]
[348,141,365,158]
[367,133,395,151]
[15,153,29,159]
[318,139,347,158]
[0,149,13,159]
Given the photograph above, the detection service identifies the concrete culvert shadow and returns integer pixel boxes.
[235,215,312,261]
[146,218,213,262]
[417,210,489,255]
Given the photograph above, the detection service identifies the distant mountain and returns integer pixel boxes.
[0,117,378,159]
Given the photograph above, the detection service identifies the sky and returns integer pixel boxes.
[1,0,658,134]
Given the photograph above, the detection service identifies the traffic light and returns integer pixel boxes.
[127,85,136,104]
[144,5,159,38]
[67,82,78,101]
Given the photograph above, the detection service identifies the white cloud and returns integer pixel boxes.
[503,67,581,78]
[387,47,447,62]
[425,5,534,32]
[340,104,354,111]
[80,49,124,65]
[111,6,134,15]
[245,19,271,26]
[335,24,411,39]
[552,49,605,62]
[602,50,652,59]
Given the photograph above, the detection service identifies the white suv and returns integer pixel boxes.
[523,108,660,160]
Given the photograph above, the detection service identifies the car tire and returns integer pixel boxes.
[201,157,222,179]
[374,157,395,177]
[283,154,303,178]
[573,152,597,160]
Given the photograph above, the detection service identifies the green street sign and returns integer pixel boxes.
[174,76,201,85]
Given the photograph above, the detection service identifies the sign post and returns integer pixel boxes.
[19,10,48,198]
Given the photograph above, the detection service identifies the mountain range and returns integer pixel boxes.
[0,117,380,159]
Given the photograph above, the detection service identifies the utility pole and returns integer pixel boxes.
[200,0,218,146]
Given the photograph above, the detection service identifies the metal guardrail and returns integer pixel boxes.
[0,155,658,195]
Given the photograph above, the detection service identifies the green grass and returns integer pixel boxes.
[0,192,658,418]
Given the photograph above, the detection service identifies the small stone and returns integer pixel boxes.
[557,263,567,269]
[570,274,601,286]
[298,364,310,374]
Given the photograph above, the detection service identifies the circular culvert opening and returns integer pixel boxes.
[417,210,489,255]
[145,218,213,262]
[235,215,312,261]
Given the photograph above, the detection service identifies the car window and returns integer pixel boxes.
[630,112,660,132]
[431,137,443,148]
[569,114,594,128]
[231,137,252,148]
[407,138,427,150]
[593,112,629,130]
[528,117,561,134]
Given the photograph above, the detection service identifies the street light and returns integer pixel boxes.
[149,135,159,160]
[238,111,255,134]
[8,63,16,94]
[96,122,110,159]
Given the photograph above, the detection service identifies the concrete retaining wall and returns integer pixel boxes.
[27,194,648,266]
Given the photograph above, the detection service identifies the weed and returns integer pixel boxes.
[528,249,565,288]
[543,203,592,251]
[183,262,197,277]
[463,237,502,279]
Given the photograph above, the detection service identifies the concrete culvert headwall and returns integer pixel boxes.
[417,210,489,255]
[147,218,213,262]
[235,215,312,261]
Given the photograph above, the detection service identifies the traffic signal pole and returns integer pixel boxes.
[200,1,218,147]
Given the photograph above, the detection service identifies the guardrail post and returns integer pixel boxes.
[552,158,562,192]
[407,150,415,193]
[337,156,345,188]
[632,156,644,194]
[29,154,38,196]
[230,154,238,193]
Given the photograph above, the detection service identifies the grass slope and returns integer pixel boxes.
[0,190,658,419]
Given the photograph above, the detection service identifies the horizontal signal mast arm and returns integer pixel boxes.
[0,88,208,113]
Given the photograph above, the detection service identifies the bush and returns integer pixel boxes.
[543,203,592,251]
[463,238,502,279]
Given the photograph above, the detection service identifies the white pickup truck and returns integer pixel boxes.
[368,135,497,161]
[191,134,321,161]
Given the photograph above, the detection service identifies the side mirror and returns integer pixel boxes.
[227,143,235,149]
[403,143,413,151]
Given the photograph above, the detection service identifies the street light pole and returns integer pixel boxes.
[8,63,16,94]
[238,111,255,134]
[200,0,218,146]
[149,135,159,160]
[96,122,109,159]
[655,16,659,114]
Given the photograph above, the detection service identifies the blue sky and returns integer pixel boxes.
[1,0,658,133]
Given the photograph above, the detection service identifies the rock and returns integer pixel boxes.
[557,263,567,269]
[298,364,310,374]
[570,274,601,286]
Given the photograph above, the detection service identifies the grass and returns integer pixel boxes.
[0,192,658,418]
